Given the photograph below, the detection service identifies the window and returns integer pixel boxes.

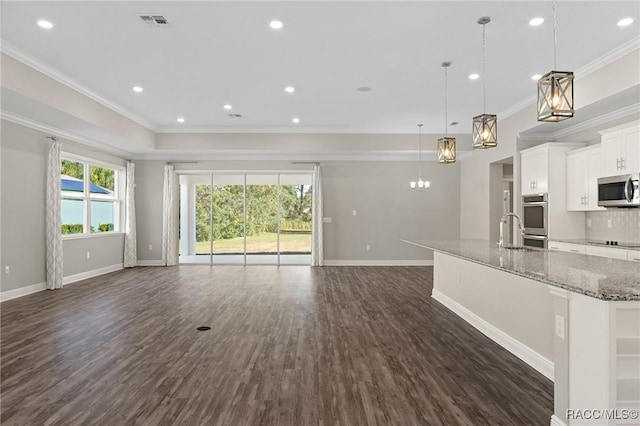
[61,155,124,236]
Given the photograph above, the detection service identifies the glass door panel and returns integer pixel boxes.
[279,174,313,265]
[246,174,279,264]
[179,174,213,264]
[212,174,245,264]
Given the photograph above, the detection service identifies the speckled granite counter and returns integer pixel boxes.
[402,239,640,301]
[549,238,640,252]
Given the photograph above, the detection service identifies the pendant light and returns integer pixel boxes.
[537,0,574,122]
[472,16,497,149]
[437,62,456,164]
[409,124,431,191]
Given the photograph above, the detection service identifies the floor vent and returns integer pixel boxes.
[196,326,211,331]
[140,15,170,27]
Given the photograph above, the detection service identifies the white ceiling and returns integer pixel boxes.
[1,1,639,134]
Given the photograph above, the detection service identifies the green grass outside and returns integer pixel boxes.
[195,232,311,254]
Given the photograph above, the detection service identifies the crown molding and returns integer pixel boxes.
[499,36,640,122]
[1,111,134,159]
[518,103,640,142]
[1,41,158,132]
[156,125,472,134]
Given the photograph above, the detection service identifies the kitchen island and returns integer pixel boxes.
[403,239,640,426]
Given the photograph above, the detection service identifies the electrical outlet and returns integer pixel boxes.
[555,315,565,340]
[86,251,91,260]
[587,219,591,228]
[607,219,612,228]
[352,210,357,216]
[322,217,332,223]
[4,266,9,274]
[366,244,371,251]
[148,244,153,251]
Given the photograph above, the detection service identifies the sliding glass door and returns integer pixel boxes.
[179,172,312,265]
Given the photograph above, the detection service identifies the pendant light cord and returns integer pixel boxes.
[444,66,448,137]
[482,22,486,114]
[418,124,423,176]
[553,0,557,70]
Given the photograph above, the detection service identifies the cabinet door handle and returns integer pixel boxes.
[621,158,626,169]
[569,249,580,253]
[617,158,622,170]
[632,258,640,261]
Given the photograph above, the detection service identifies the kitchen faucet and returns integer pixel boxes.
[498,213,525,248]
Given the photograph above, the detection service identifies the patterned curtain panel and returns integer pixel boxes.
[46,139,63,289]
[161,165,179,266]
[123,161,137,268]
[311,164,324,266]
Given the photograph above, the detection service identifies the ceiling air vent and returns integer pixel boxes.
[139,15,169,27]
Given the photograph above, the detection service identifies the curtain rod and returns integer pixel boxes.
[46,135,133,162]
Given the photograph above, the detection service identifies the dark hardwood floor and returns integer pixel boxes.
[1,266,552,425]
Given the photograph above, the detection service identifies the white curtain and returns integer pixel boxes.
[311,164,324,266]
[45,139,63,289]
[123,161,137,268]
[162,164,179,266]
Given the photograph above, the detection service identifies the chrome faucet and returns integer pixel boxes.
[499,213,525,248]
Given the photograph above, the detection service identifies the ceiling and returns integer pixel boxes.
[1,1,639,134]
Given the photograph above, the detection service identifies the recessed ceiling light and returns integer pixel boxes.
[177,117,185,123]
[469,73,480,80]
[618,18,634,27]
[450,121,459,126]
[292,118,300,124]
[132,86,144,93]
[270,20,283,30]
[529,17,544,26]
[284,86,295,93]
[357,86,372,92]
[531,74,542,81]
[223,104,232,110]
[37,19,54,29]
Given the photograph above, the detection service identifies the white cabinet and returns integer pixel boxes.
[628,251,640,262]
[584,244,629,260]
[548,241,586,254]
[600,121,640,176]
[566,145,604,211]
[521,147,548,195]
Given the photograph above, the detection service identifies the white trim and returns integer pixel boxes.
[63,263,123,285]
[323,260,434,266]
[0,263,124,302]
[432,289,555,381]
[550,415,568,426]
[136,260,164,266]
[0,282,47,302]
[548,285,570,300]
[0,112,133,159]
[1,41,157,131]
[598,118,640,136]
[62,232,125,241]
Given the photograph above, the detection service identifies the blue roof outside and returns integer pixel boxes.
[61,177,112,195]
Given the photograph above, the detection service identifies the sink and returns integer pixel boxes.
[500,246,536,252]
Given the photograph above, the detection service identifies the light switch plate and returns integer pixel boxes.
[555,314,565,340]
[587,219,591,228]
[322,217,332,223]
[607,219,612,228]
[352,210,357,216]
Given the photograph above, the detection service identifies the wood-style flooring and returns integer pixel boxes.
[1,266,552,425]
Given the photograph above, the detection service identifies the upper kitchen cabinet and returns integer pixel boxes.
[600,121,640,176]
[566,144,605,211]
[521,146,548,195]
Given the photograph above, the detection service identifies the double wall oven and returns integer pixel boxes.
[522,193,548,249]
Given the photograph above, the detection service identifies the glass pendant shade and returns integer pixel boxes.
[537,70,574,122]
[472,113,498,149]
[437,137,456,163]
[409,123,430,191]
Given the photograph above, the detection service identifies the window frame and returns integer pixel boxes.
[61,153,125,238]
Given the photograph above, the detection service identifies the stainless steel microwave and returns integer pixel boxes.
[597,173,639,207]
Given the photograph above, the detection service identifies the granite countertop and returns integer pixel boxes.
[549,238,640,252]
[402,239,640,301]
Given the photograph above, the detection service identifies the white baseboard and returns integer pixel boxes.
[0,281,47,302]
[64,263,123,285]
[136,260,164,266]
[1,263,124,302]
[323,260,434,266]
[550,415,568,426]
[432,289,555,381]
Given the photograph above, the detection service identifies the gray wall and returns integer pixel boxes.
[1,120,126,293]
[134,159,461,263]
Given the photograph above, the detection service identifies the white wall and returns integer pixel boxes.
[0,119,127,293]
[134,158,461,263]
